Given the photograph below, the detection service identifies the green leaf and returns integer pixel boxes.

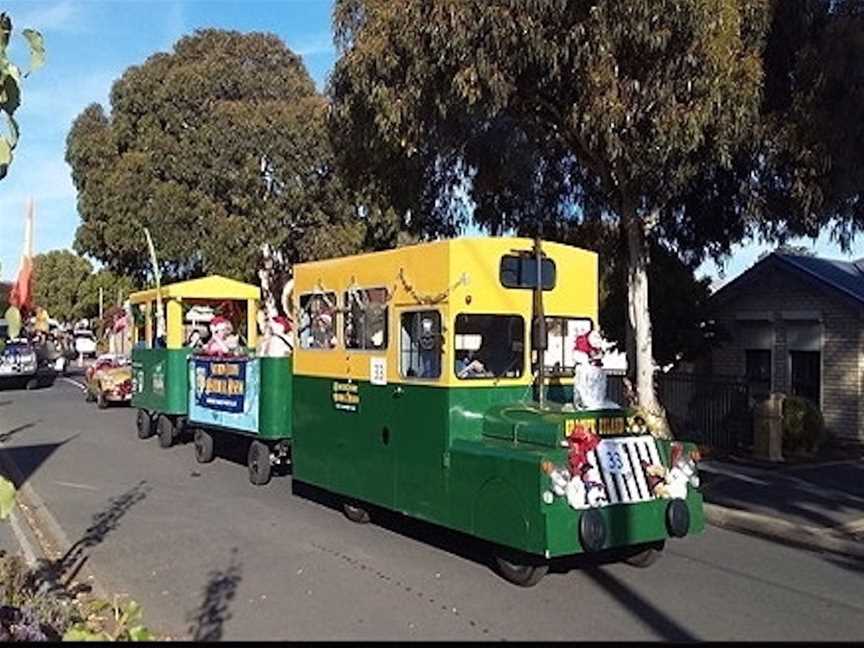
[127,625,155,641]
[1,65,21,114]
[0,135,10,165]
[0,475,16,520]
[123,600,143,623]
[21,29,44,76]
[3,111,18,147]
[0,13,11,52]
[62,626,111,641]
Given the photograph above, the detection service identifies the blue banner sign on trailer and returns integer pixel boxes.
[188,356,260,433]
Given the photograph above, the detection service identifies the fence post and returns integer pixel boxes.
[753,392,785,462]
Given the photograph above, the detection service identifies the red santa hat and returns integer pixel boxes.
[272,315,292,332]
[574,332,599,355]
[210,315,231,329]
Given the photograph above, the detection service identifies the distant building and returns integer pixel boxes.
[707,253,864,446]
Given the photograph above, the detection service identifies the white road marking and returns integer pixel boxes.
[52,480,99,491]
[60,377,87,391]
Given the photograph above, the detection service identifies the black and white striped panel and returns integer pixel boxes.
[592,435,662,505]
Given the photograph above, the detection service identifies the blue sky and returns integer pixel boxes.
[0,0,861,288]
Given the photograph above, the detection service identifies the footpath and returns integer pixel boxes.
[700,453,864,559]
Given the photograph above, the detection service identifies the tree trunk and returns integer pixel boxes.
[622,201,670,438]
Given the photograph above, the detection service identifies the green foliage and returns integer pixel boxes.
[330,0,769,241]
[63,597,155,642]
[67,29,397,284]
[753,1,864,248]
[565,220,716,367]
[330,0,773,413]
[77,270,136,323]
[0,552,82,639]
[782,396,826,454]
[0,12,44,180]
[0,475,15,520]
[32,251,93,323]
[32,251,136,323]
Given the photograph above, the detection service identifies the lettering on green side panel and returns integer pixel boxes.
[152,362,165,396]
[332,381,359,413]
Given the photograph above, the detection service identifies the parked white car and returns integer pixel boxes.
[74,330,97,358]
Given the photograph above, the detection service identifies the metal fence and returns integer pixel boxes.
[606,370,752,451]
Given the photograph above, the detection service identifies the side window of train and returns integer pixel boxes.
[400,311,442,379]
[344,287,389,350]
[298,292,338,350]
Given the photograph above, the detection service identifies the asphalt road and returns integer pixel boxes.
[1,378,863,641]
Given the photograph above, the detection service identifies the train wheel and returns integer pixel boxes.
[623,541,665,568]
[194,429,215,463]
[136,409,154,439]
[248,441,271,485]
[157,415,175,448]
[343,501,370,524]
[494,552,549,587]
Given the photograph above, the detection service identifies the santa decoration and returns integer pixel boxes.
[573,329,613,410]
[258,314,293,357]
[202,316,239,356]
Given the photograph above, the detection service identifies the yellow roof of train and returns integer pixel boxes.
[129,275,260,304]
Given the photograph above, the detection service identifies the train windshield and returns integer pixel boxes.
[454,314,524,380]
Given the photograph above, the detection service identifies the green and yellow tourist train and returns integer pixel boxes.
[130,237,704,586]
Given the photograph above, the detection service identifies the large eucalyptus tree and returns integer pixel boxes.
[330,1,771,429]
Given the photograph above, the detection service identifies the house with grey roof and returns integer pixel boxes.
[707,252,864,447]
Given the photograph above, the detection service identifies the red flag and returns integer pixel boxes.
[9,198,34,311]
[8,255,32,310]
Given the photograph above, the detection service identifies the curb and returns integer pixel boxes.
[0,440,110,601]
[704,503,864,560]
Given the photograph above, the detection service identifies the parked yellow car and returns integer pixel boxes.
[85,354,133,408]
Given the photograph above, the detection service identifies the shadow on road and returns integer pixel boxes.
[823,554,864,575]
[293,481,631,575]
[187,547,242,641]
[703,462,864,531]
[584,567,700,641]
[0,421,38,443]
[191,432,292,479]
[40,481,151,589]
[0,435,76,490]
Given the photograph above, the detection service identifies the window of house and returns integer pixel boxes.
[500,255,556,290]
[400,311,442,379]
[344,287,388,350]
[745,349,772,400]
[454,314,524,379]
[790,350,821,407]
[298,292,338,349]
[543,317,594,376]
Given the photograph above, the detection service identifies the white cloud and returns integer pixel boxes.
[288,32,335,58]
[20,69,116,128]
[9,0,84,34]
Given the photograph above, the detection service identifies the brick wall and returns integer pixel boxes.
[709,261,864,443]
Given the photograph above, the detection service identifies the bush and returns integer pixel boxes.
[782,396,826,454]
[0,552,80,640]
